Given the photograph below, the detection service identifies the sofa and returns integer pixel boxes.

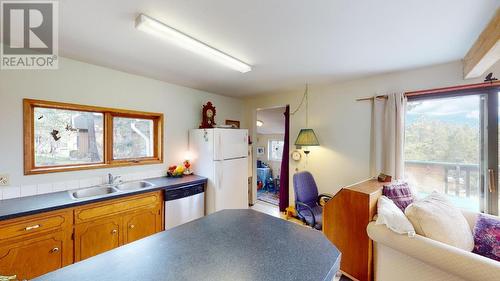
[367,210,500,281]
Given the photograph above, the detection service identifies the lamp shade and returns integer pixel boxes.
[294,129,319,146]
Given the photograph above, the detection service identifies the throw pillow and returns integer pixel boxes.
[383,181,414,212]
[405,192,474,251]
[472,214,500,261]
[376,195,416,235]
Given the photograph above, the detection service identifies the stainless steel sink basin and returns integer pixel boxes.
[114,181,155,191]
[69,186,117,200]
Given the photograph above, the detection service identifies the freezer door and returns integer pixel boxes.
[214,129,248,160]
[213,157,248,212]
[189,129,214,160]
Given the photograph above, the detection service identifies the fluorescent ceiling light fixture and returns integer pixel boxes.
[256,120,264,127]
[135,14,252,73]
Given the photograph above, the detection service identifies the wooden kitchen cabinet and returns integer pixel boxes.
[0,210,73,280]
[74,216,122,261]
[123,207,162,244]
[0,190,164,277]
[0,231,65,280]
[74,191,163,261]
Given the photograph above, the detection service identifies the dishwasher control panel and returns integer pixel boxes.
[164,184,204,201]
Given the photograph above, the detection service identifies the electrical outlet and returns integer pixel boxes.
[0,174,10,186]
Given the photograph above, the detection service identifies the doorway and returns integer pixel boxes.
[252,106,289,210]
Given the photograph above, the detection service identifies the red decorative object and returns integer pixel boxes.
[199,102,216,128]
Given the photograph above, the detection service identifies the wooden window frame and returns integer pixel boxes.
[24,99,164,175]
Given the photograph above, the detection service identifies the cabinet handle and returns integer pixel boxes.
[0,275,17,281]
[129,224,135,229]
[50,247,59,253]
[111,229,118,234]
[24,224,40,231]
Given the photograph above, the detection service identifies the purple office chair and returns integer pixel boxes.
[293,171,332,230]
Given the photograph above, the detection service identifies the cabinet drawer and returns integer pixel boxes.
[0,211,70,241]
[74,192,161,223]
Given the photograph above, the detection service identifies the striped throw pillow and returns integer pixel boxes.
[383,182,414,212]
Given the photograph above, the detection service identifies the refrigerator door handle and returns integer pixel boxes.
[219,134,223,160]
[217,164,223,190]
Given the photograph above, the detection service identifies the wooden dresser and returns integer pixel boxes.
[323,179,384,281]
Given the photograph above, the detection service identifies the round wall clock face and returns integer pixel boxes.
[291,150,302,161]
[206,109,213,118]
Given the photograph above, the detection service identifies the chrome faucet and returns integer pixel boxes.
[108,173,122,185]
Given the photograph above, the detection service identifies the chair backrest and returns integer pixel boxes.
[293,171,319,207]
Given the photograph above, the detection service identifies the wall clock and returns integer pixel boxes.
[291,150,302,161]
[199,102,216,128]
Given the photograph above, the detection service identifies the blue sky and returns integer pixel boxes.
[406,95,481,127]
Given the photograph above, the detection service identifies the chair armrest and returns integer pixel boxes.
[296,201,316,226]
[318,193,333,206]
[367,222,500,281]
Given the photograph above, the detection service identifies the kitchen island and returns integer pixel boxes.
[34,209,341,281]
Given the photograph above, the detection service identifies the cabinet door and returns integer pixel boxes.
[0,231,65,280]
[74,217,121,261]
[123,208,161,244]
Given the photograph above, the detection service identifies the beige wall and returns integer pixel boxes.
[255,134,284,177]
[0,57,245,198]
[245,60,500,206]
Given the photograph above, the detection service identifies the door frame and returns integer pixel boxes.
[251,105,290,209]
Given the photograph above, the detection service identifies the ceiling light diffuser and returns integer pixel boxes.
[135,14,252,73]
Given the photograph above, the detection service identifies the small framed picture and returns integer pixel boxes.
[225,119,240,129]
[256,146,265,156]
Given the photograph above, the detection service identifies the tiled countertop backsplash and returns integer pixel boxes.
[0,169,166,200]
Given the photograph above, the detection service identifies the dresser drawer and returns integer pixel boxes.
[0,211,71,241]
[74,192,161,223]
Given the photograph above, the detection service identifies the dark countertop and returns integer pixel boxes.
[0,175,207,221]
[34,209,341,281]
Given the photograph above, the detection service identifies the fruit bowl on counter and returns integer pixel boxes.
[167,160,193,177]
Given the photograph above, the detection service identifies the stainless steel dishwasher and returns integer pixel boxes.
[164,184,205,229]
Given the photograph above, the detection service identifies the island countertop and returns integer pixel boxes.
[34,209,341,281]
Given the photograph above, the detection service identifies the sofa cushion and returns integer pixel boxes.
[405,192,474,251]
[383,181,414,212]
[472,214,500,261]
[376,196,415,235]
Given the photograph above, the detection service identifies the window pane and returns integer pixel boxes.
[268,140,284,161]
[113,117,154,159]
[34,108,104,166]
[405,95,481,212]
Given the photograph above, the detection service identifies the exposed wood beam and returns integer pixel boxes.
[463,8,500,79]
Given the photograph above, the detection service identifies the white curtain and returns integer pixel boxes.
[371,92,407,180]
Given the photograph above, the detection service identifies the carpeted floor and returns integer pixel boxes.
[257,190,279,205]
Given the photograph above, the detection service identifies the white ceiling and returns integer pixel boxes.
[57,0,499,97]
[257,107,286,135]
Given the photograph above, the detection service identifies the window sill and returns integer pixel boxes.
[25,159,163,175]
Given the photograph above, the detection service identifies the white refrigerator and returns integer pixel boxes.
[189,129,249,214]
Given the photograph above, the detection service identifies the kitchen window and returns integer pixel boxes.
[24,99,163,174]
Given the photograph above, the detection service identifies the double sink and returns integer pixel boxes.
[69,181,155,200]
